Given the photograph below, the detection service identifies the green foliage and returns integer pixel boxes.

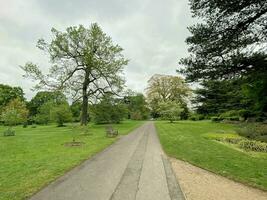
[157,101,183,123]
[189,113,205,121]
[91,95,127,124]
[1,98,29,126]
[22,23,128,125]
[123,92,150,120]
[34,101,54,124]
[193,80,250,116]
[179,0,267,81]
[0,84,25,113]
[50,103,73,127]
[146,75,191,118]
[130,111,143,120]
[238,140,267,153]
[180,0,267,117]
[206,132,267,152]
[70,101,82,122]
[28,91,66,116]
[211,117,222,122]
[236,124,267,142]
[3,127,15,136]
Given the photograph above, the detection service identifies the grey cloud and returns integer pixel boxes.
[0,0,194,99]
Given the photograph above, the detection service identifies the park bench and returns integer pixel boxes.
[105,125,118,137]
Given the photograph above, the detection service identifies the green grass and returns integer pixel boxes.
[155,120,267,191]
[0,120,144,200]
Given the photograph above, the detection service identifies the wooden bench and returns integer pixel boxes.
[105,125,118,137]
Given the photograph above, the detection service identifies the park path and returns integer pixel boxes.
[30,122,185,200]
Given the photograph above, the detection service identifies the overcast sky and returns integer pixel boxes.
[0,0,195,100]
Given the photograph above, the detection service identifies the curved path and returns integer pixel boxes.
[30,122,185,200]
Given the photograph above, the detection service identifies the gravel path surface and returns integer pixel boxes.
[170,158,267,200]
[30,122,184,200]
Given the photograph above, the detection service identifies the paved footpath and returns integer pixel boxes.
[30,122,185,200]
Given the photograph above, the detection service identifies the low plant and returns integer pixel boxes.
[206,131,267,153]
[238,140,267,152]
[236,124,267,142]
[211,117,222,122]
[3,128,15,136]
[189,114,205,121]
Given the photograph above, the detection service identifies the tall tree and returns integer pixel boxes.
[22,23,128,125]
[193,79,250,115]
[146,74,191,118]
[179,0,267,81]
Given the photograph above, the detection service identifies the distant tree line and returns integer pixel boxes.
[0,84,150,128]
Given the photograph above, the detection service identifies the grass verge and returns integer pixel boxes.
[0,120,144,200]
[155,120,267,191]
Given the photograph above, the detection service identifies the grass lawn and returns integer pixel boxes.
[155,120,267,191]
[0,120,144,200]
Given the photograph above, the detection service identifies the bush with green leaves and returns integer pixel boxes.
[189,113,205,121]
[236,124,267,142]
[3,128,15,136]
[1,98,29,126]
[238,140,267,153]
[50,103,73,127]
[211,117,222,122]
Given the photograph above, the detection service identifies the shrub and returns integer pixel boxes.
[236,124,267,142]
[206,132,267,153]
[189,114,205,121]
[211,117,222,122]
[238,140,267,152]
[3,128,15,136]
[223,116,239,121]
[238,109,252,119]
[220,110,239,118]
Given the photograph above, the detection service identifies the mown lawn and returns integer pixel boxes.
[0,120,144,200]
[156,120,267,191]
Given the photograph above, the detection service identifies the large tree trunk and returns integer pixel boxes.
[81,72,89,125]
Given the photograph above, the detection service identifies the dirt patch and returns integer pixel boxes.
[170,158,267,200]
[64,141,85,147]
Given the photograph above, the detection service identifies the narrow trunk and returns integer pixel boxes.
[81,93,88,125]
[81,72,90,125]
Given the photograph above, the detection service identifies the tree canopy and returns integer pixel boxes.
[28,91,66,116]
[179,0,267,81]
[1,98,29,126]
[22,23,128,125]
[146,74,191,118]
[0,84,25,112]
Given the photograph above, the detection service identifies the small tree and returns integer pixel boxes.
[1,98,29,126]
[50,103,73,127]
[158,101,183,123]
